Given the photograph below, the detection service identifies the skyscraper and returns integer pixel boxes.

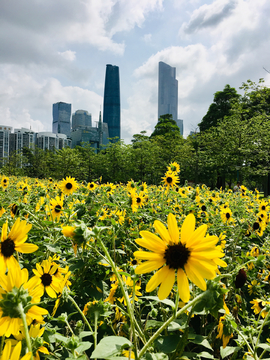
[52,102,72,137]
[72,110,92,130]
[103,64,121,141]
[158,61,178,122]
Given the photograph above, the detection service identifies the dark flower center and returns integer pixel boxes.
[90,184,94,188]
[253,222,260,230]
[1,238,15,257]
[166,177,173,184]
[164,243,190,269]
[66,182,72,190]
[258,301,264,310]
[226,212,231,219]
[11,204,19,215]
[201,205,206,212]
[132,259,138,265]
[55,205,62,213]
[136,197,141,204]
[3,179,7,183]
[262,205,266,211]
[41,273,52,286]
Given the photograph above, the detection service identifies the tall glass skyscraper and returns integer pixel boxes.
[158,61,178,122]
[52,102,72,137]
[72,110,92,130]
[103,64,121,141]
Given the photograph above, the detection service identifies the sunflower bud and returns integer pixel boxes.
[235,269,247,288]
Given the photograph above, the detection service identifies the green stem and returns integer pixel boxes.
[138,291,207,359]
[235,328,257,360]
[17,303,34,360]
[0,334,5,357]
[98,239,146,346]
[94,311,98,350]
[68,295,93,332]
[256,310,270,359]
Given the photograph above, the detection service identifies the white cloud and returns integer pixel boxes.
[143,33,152,42]
[58,50,76,62]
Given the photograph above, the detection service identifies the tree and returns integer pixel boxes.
[150,114,181,138]
[198,84,240,132]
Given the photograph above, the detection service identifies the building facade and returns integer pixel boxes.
[103,64,121,141]
[176,119,184,136]
[0,125,12,164]
[53,102,72,137]
[72,110,92,130]
[158,61,178,123]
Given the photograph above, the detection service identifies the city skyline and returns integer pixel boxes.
[1,0,270,143]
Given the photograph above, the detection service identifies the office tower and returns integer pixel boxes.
[103,64,121,141]
[176,119,184,136]
[0,125,12,164]
[158,61,178,122]
[52,102,71,137]
[72,110,92,130]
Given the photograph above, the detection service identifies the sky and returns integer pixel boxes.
[1,0,270,144]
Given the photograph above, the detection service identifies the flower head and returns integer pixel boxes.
[0,218,37,272]
[59,176,78,196]
[134,213,226,302]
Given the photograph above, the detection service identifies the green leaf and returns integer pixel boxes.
[145,320,165,330]
[257,343,270,351]
[197,351,214,359]
[90,336,132,359]
[75,342,93,354]
[188,334,213,350]
[220,346,239,359]
[142,296,175,308]
[155,335,181,353]
[79,331,94,339]
[54,333,69,344]
[144,353,169,360]
[167,321,182,332]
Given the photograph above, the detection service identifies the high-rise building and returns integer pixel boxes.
[176,119,184,136]
[72,110,92,130]
[103,64,121,141]
[158,61,178,123]
[52,102,71,137]
[0,125,12,165]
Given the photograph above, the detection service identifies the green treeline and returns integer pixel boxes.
[3,79,270,193]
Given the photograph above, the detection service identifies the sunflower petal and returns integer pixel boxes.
[16,243,38,254]
[167,213,179,244]
[146,266,170,292]
[133,251,164,261]
[186,224,208,247]
[136,231,167,252]
[135,259,165,274]
[181,214,195,244]
[158,267,175,300]
[184,262,207,291]
[177,268,190,303]
[154,220,171,244]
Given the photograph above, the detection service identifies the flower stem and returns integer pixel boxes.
[98,238,146,346]
[17,302,34,360]
[138,291,207,359]
[68,295,93,332]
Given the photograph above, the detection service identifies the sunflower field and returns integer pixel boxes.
[0,164,270,360]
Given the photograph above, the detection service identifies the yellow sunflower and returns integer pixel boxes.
[167,161,180,173]
[0,218,38,272]
[1,341,32,360]
[162,171,179,188]
[32,258,64,298]
[0,262,48,337]
[250,298,270,318]
[87,182,97,191]
[59,176,78,195]
[1,176,9,189]
[134,213,226,302]
[220,208,233,224]
[49,195,64,221]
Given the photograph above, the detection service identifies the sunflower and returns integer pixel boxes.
[134,213,226,302]
[87,182,97,191]
[162,171,179,188]
[131,192,147,210]
[1,341,32,360]
[0,262,47,337]
[167,161,180,173]
[50,195,64,221]
[59,176,78,195]
[0,218,38,272]
[1,176,9,189]
[250,299,270,318]
[220,208,233,224]
[259,200,269,213]
[32,258,64,298]
[216,314,233,348]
